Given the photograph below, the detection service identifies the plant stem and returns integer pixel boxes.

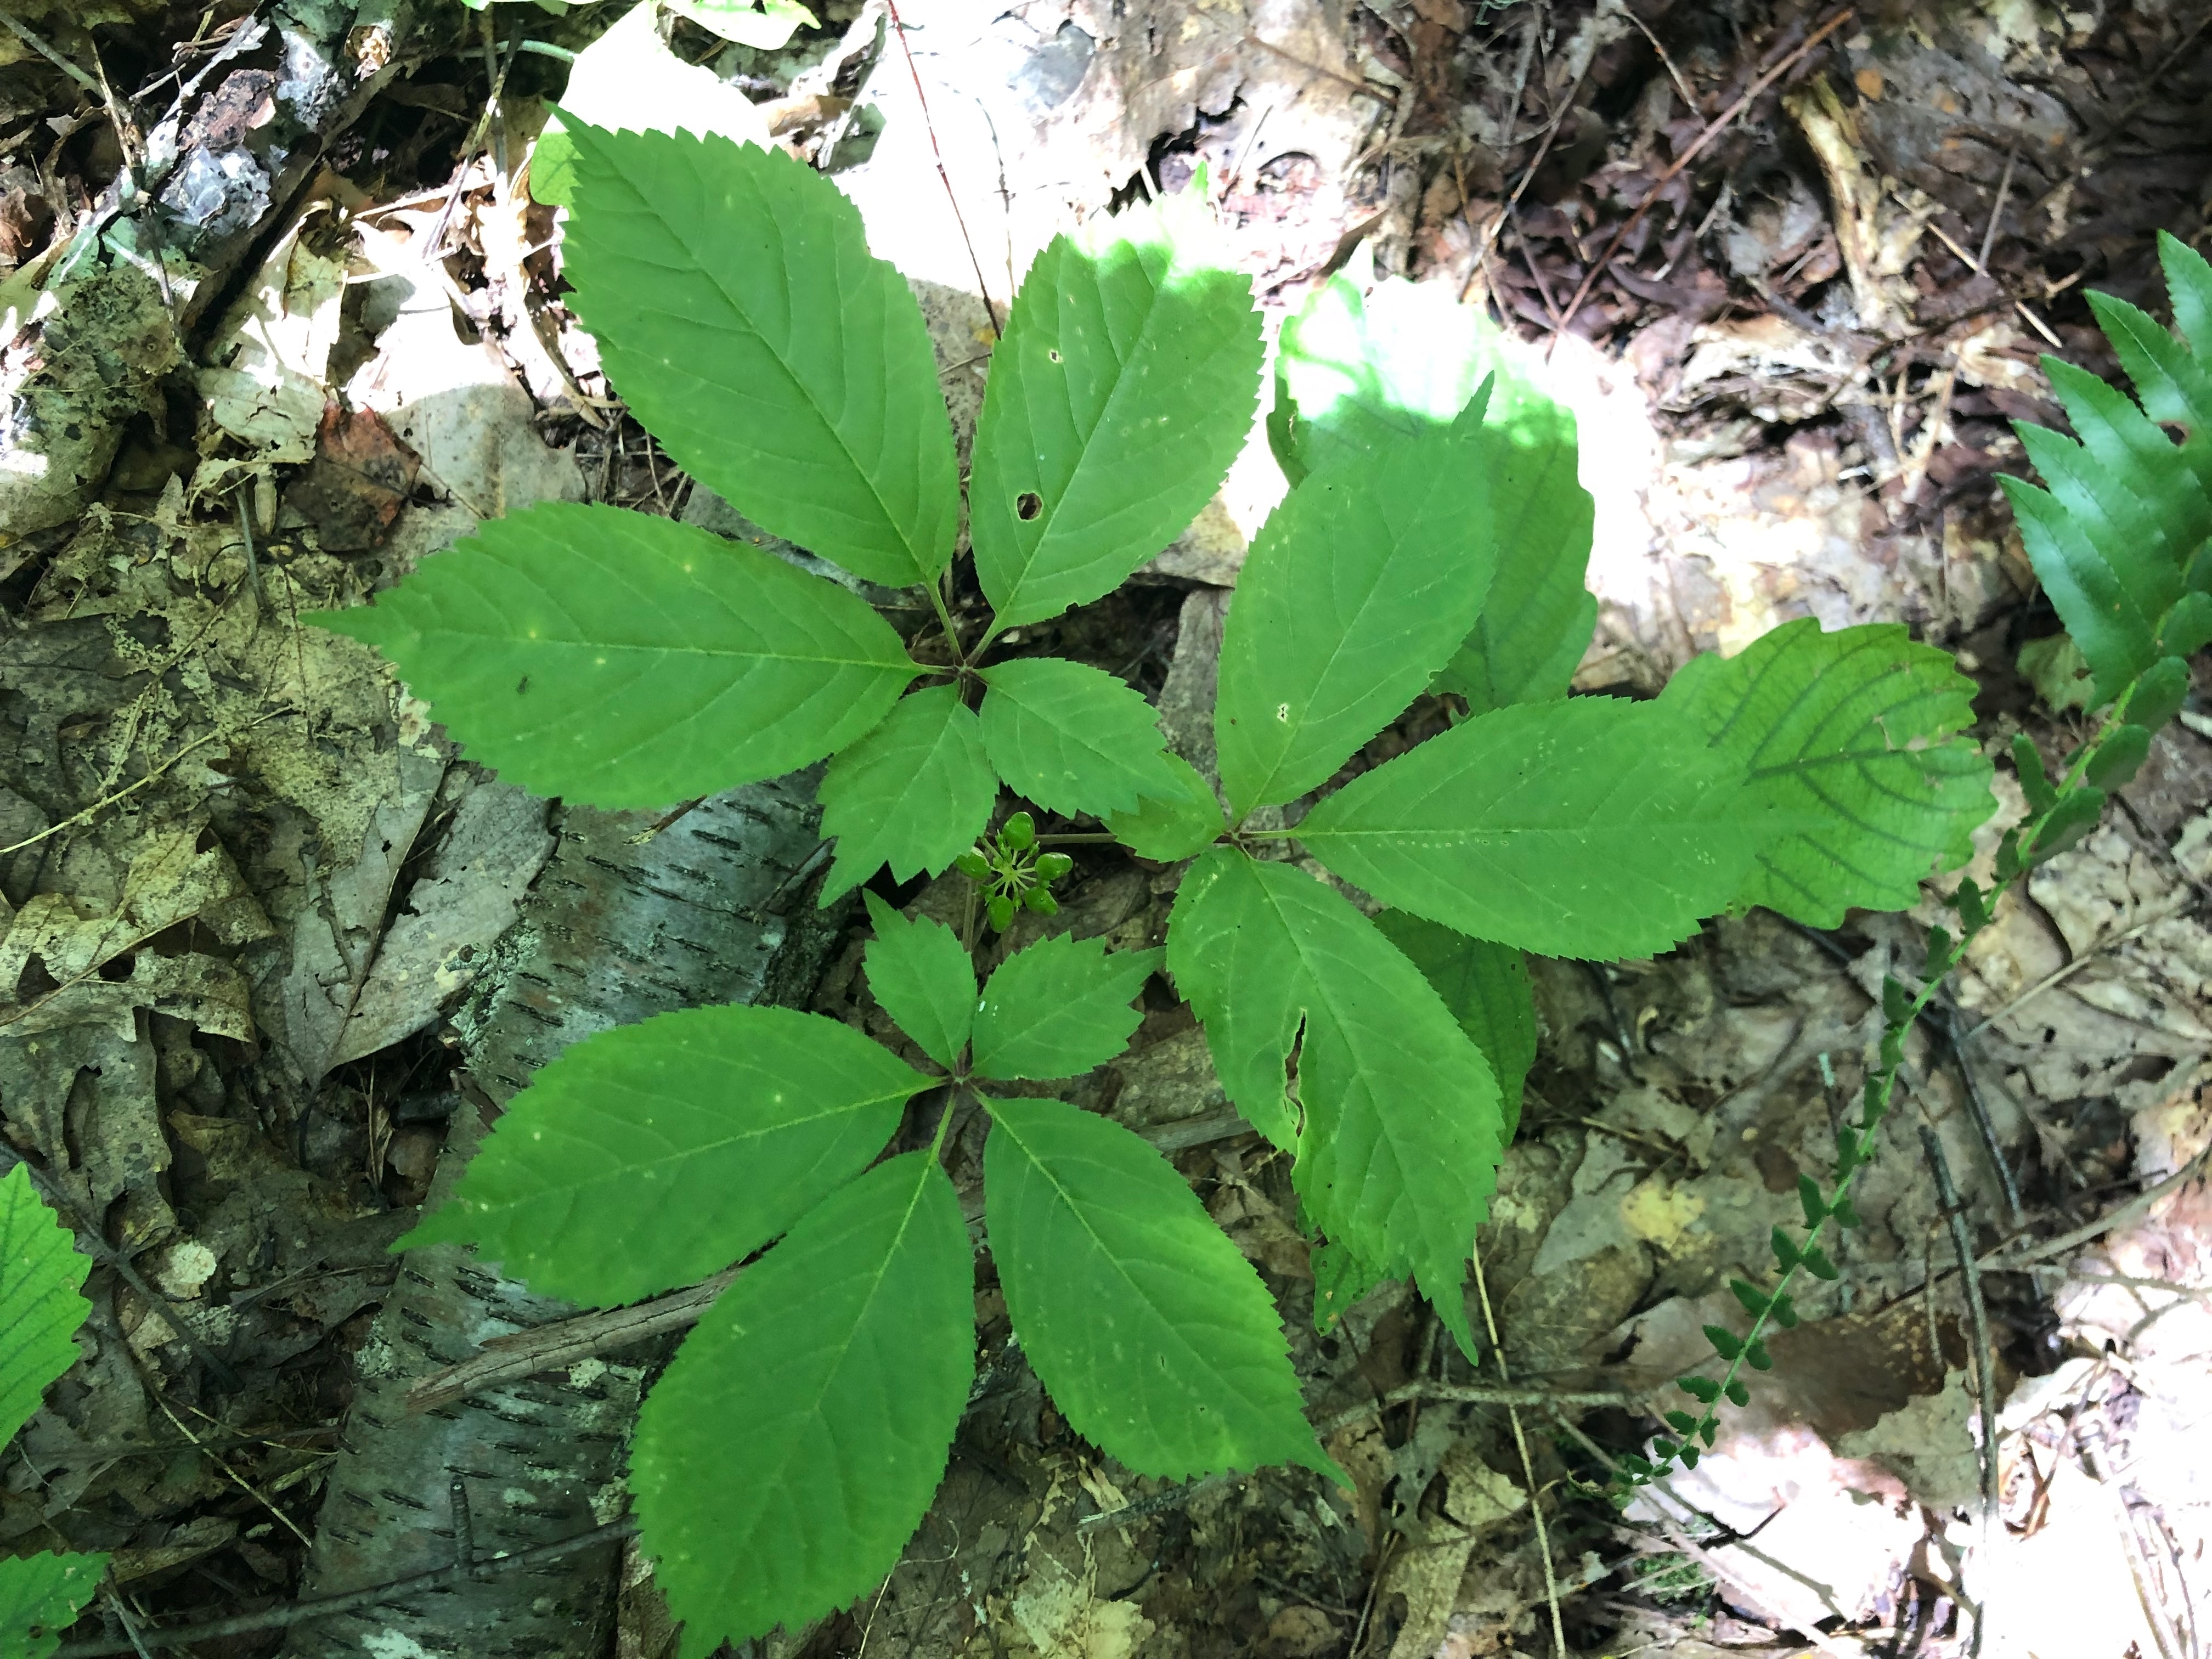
[926,576,968,669]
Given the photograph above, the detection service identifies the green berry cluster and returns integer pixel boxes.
[953,812,1074,930]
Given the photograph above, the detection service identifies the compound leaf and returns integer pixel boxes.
[1106,752,1226,861]
[630,1153,971,1654]
[1372,913,1536,1141]
[1216,396,1496,816]
[562,123,959,588]
[0,1165,89,1446]
[972,934,1162,1081]
[819,686,998,904]
[402,1005,928,1306]
[978,657,1182,819]
[861,893,974,1071]
[981,1094,1332,1480]
[1270,275,1595,714]
[312,503,915,810]
[1167,849,1503,1357]
[0,1552,107,1659]
[972,191,1261,629]
[1657,619,1995,927]
[532,5,771,207]
[1296,697,1773,961]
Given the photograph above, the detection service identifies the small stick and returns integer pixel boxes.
[54,1519,637,1657]
[1919,1126,1996,1658]
[882,0,1001,337]
[1622,5,1698,110]
[0,1149,243,1391]
[1471,1238,1567,1657]
[1554,1414,1866,1659]
[1315,1379,1643,1439]
[1977,148,2016,273]
[100,1590,155,1659]
[1911,205,2062,349]
[1548,7,1855,349]
[1980,1138,2212,1275]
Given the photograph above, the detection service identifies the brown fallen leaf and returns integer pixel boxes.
[285,400,421,552]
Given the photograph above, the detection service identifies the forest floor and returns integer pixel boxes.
[2,1,2210,1656]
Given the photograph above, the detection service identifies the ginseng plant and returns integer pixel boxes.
[311,116,2005,1649]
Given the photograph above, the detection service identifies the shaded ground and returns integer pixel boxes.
[2,1,2210,1656]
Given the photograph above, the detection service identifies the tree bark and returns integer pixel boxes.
[283,773,839,1657]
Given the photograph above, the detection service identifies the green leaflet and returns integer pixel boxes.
[532,8,771,207]
[862,893,975,1071]
[662,0,817,48]
[1216,396,1497,817]
[562,125,960,589]
[1106,752,1226,862]
[819,687,998,905]
[402,1006,927,1306]
[971,190,1262,629]
[0,1169,102,1658]
[1658,619,1995,928]
[630,1153,971,1655]
[2002,235,2212,705]
[1166,849,1503,1356]
[971,933,1163,1081]
[977,657,1183,819]
[1296,697,1771,961]
[981,1094,1333,1481]
[1373,913,1536,1141]
[312,504,915,810]
[0,1165,89,1447]
[1270,275,1596,714]
[0,1553,106,1659]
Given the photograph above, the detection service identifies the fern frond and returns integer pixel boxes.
[2000,230,2212,706]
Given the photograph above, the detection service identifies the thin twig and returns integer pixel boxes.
[1553,1414,1867,1659]
[409,1266,740,1413]
[99,1590,154,1659]
[1958,896,2194,1042]
[1316,1379,1643,1440]
[1548,7,1855,348]
[1621,4,1697,110]
[1457,52,1590,304]
[1980,1138,2212,1274]
[1939,1001,2021,1226]
[1920,1126,1996,1659]
[54,1519,637,1657]
[146,1392,311,1547]
[1471,1238,1566,1657]
[882,0,1000,336]
[0,723,246,860]
[1912,204,2062,349]
[0,1149,243,1391]
[1977,148,2016,273]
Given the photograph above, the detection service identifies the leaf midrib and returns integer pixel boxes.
[594,153,939,584]
[1234,451,1475,812]
[991,1107,1284,1450]
[491,1089,915,1210]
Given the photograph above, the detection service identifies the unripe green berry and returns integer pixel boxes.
[1001,811,1036,850]
[953,850,991,880]
[986,893,1017,931]
[1033,851,1073,882]
[1023,886,1059,916]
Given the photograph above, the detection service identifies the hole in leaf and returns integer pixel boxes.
[1048,348,1062,363]
[1017,492,1042,521]
[97,953,137,983]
